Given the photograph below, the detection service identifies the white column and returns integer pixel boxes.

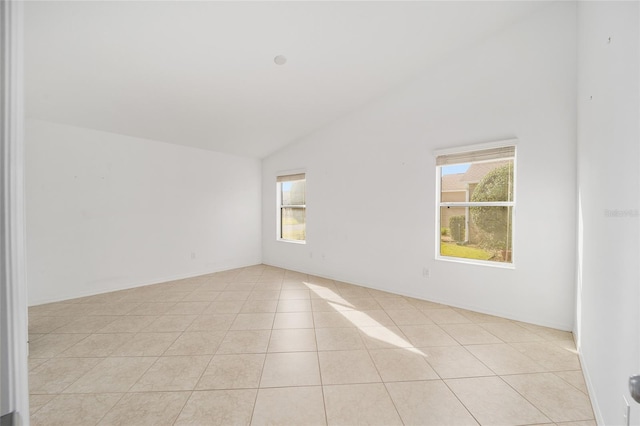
[1,0,30,424]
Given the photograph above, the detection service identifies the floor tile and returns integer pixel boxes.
[440,323,503,345]
[386,380,478,425]
[163,331,226,355]
[26,265,594,426]
[446,376,551,425]
[29,394,56,415]
[110,332,180,356]
[31,393,123,426]
[479,322,546,342]
[231,313,275,330]
[227,282,257,292]
[502,373,594,422]
[64,357,157,393]
[29,333,89,358]
[217,291,251,301]
[422,346,494,379]
[174,389,256,426]
[324,383,402,425]
[338,287,373,298]
[318,350,381,385]
[148,292,189,303]
[399,324,459,347]
[313,311,356,328]
[423,308,472,324]
[52,316,118,334]
[260,352,321,387]
[510,341,581,371]
[197,353,265,389]
[198,282,229,292]
[315,327,364,351]
[252,282,282,291]
[98,391,190,425]
[59,333,136,357]
[453,308,511,324]
[131,355,211,391]
[27,348,46,368]
[273,312,314,329]
[408,299,449,310]
[252,386,326,426]
[369,348,438,382]
[85,303,141,316]
[554,370,589,394]
[277,299,312,312]
[142,315,197,332]
[187,314,236,331]
[216,330,270,354]
[28,316,74,334]
[165,301,211,315]
[385,309,433,325]
[202,300,245,314]
[29,358,103,394]
[125,302,176,316]
[247,290,281,301]
[240,299,278,313]
[376,297,415,311]
[268,328,317,352]
[340,309,395,327]
[182,290,221,302]
[279,289,311,300]
[465,343,546,375]
[517,323,575,341]
[97,316,158,333]
[358,326,414,350]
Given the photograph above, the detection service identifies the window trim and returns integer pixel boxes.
[276,171,307,244]
[434,139,517,268]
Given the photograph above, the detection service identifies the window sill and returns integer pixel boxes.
[435,255,515,270]
[277,239,306,245]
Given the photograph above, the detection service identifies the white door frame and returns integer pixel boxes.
[1,0,30,424]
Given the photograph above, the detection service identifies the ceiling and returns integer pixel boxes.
[25,1,548,158]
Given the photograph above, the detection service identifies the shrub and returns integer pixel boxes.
[470,163,513,250]
[449,216,466,242]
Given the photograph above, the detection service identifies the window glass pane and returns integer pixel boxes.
[440,206,513,263]
[281,179,306,205]
[440,160,514,203]
[281,207,306,241]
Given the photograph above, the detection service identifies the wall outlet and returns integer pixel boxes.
[423,267,430,278]
[190,252,196,260]
[623,395,630,426]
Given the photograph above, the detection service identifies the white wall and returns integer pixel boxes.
[263,3,577,330]
[26,119,262,305]
[576,2,640,425]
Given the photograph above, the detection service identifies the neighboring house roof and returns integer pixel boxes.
[442,160,513,192]
[441,173,466,191]
[459,160,511,184]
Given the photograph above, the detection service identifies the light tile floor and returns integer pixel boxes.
[28,264,595,426]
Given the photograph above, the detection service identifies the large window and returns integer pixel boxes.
[277,173,306,242]
[436,144,515,265]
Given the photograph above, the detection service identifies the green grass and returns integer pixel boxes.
[440,242,493,261]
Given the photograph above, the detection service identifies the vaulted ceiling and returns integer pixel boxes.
[25,1,548,158]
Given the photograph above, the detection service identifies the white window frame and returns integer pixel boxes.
[276,172,306,244]
[434,139,517,269]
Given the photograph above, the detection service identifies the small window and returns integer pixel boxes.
[436,144,515,265]
[277,173,306,242]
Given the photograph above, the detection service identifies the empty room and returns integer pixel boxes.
[1,0,638,425]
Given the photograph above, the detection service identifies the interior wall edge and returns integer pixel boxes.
[262,260,574,332]
[28,257,262,307]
